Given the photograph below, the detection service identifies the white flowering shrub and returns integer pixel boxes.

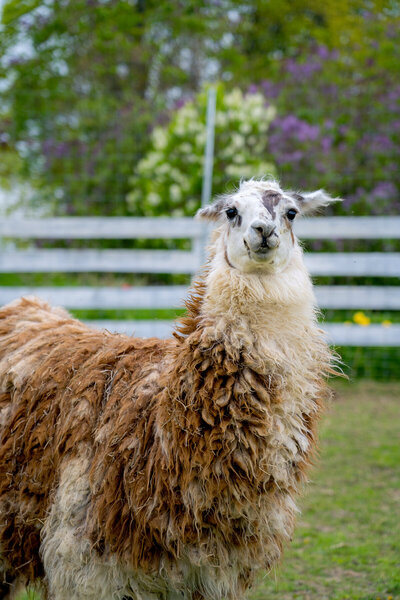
[127,85,277,216]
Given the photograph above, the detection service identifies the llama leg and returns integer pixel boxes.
[41,452,127,600]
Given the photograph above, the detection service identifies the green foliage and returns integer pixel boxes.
[2,0,396,216]
[0,0,236,215]
[234,4,400,217]
[2,0,41,24]
[127,85,276,216]
[1,1,156,214]
[338,346,400,381]
[0,146,23,189]
[227,0,396,83]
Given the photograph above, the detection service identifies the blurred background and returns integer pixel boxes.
[0,3,399,598]
[1,0,399,379]
[1,1,399,218]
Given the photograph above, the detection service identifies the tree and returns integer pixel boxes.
[0,0,396,215]
[0,0,231,214]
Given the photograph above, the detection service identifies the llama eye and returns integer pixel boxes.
[286,209,297,221]
[226,207,238,220]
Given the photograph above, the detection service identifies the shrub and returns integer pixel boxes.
[127,85,276,217]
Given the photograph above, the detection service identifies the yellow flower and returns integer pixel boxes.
[353,311,371,327]
[382,320,392,327]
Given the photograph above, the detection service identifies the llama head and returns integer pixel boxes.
[197,179,339,274]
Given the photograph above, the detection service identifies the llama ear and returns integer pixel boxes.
[196,199,226,222]
[294,189,341,215]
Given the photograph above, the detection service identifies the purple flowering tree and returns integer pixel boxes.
[250,32,400,216]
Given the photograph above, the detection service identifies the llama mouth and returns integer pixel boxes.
[244,239,274,258]
[255,237,280,254]
[244,240,274,262]
[245,237,279,260]
[249,248,276,264]
[253,250,274,261]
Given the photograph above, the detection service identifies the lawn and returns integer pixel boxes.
[18,381,400,600]
[251,380,400,600]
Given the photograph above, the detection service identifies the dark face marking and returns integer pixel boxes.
[243,239,252,259]
[224,246,236,268]
[261,191,282,220]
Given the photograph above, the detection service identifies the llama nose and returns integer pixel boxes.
[251,221,276,238]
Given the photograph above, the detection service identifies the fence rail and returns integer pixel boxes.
[1,250,399,277]
[0,249,200,274]
[1,216,399,346]
[0,217,203,239]
[1,215,399,239]
[0,285,399,311]
[80,320,400,347]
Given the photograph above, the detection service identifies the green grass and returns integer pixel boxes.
[17,381,400,600]
[338,347,400,381]
[71,308,186,320]
[251,380,400,600]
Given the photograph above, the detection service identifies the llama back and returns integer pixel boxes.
[0,297,171,587]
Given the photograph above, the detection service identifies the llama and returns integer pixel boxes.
[0,179,338,600]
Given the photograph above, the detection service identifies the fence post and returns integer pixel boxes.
[198,87,217,265]
[201,87,216,209]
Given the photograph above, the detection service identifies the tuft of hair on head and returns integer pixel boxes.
[292,189,342,216]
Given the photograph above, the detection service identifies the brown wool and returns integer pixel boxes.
[0,180,338,600]
[0,292,332,599]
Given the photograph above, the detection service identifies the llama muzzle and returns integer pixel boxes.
[247,220,279,253]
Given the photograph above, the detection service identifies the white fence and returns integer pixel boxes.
[0,216,399,346]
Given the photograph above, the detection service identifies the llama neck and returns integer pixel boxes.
[197,242,317,364]
[154,238,331,576]
[172,239,323,385]
[159,241,330,516]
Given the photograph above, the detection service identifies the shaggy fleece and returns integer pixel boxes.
[0,243,334,599]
